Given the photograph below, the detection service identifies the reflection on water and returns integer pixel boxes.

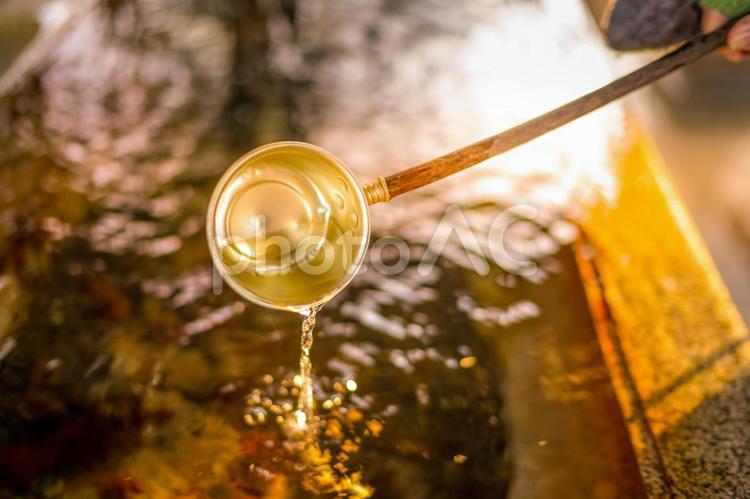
[0,0,641,497]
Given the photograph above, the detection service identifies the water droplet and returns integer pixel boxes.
[294,409,307,430]
[459,356,477,368]
[244,407,268,426]
[337,177,349,192]
[350,212,359,228]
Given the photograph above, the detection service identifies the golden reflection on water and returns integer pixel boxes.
[244,367,377,497]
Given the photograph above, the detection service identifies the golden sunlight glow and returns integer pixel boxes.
[459,356,477,369]
[307,0,623,229]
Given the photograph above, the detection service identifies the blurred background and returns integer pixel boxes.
[590,0,750,324]
[630,55,750,325]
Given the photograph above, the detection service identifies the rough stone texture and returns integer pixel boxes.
[580,129,750,497]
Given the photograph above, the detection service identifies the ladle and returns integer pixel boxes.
[207,20,736,312]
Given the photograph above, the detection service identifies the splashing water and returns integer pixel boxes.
[286,305,375,496]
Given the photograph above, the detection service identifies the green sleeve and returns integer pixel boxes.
[701,0,750,17]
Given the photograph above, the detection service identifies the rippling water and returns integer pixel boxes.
[0,1,642,497]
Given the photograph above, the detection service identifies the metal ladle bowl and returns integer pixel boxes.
[206,142,386,312]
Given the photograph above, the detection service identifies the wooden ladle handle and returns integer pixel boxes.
[371,18,737,202]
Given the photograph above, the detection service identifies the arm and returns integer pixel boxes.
[603,0,703,50]
[595,0,750,60]
[703,3,750,61]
